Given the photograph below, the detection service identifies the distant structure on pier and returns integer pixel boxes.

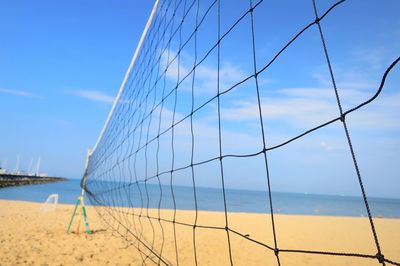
[0,156,47,177]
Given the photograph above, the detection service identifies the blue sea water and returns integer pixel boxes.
[0,179,399,218]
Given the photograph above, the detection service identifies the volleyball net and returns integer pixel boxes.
[82,0,400,264]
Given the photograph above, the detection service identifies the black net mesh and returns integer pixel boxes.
[83,0,400,265]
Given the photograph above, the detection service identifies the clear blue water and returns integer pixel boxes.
[0,179,399,218]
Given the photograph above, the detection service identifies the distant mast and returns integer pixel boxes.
[36,157,41,176]
[0,158,7,174]
[15,155,20,175]
[28,157,34,176]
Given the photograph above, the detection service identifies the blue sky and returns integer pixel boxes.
[1,0,399,198]
[0,0,154,177]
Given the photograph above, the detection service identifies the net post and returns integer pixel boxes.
[80,148,92,234]
[66,197,80,234]
[67,148,92,235]
[80,148,91,198]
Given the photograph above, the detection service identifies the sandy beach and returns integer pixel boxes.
[0,199,399,265]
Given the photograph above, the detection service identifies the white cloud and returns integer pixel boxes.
[141,49,400,163]
[353,47,390,71]
[0,88,40,98]
[162,49,246,95]
[221,87,400,131]
[319,140,346,152]
[67,90,115,103]
[311,72,374,91]
[221,88,335,126]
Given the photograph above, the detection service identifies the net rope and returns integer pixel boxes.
[83,0,400,265]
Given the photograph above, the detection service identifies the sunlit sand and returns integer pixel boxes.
[0,200,399,265]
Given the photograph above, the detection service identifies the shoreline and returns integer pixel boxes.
[2,179,398,218]
[1,196,399,219]
[0,199,399,265]
[0,174,67,188]
[4,197,400,219]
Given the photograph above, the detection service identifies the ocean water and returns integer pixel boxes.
[0,179,399,218]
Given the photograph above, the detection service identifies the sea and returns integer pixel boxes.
[0,179,399,218]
